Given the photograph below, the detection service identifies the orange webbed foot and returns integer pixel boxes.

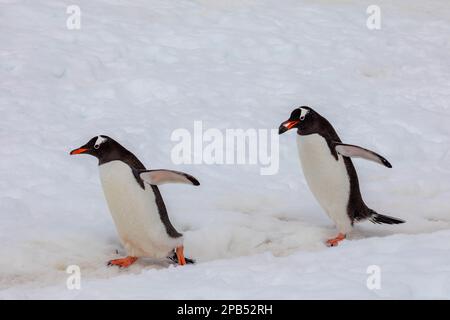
[326,233,346,247]
[176,246,186,266]
[107,256,138,268]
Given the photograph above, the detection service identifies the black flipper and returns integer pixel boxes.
[137,169,200,186]
[334,142,392,168]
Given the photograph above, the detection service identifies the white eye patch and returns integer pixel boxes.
[94,136,107,149]
[299,108,309,120]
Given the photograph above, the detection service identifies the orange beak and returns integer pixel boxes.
[279,120,300,134]
[70,148,89,155]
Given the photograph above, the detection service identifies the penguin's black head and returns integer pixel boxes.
[70,135,122,161]
[279,106,319,135]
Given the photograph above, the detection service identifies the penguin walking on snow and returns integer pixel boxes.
[70,135,199,267]
[279,107,404,246]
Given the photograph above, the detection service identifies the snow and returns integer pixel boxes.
[1,0,450,299]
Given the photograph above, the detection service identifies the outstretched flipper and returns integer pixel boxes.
[137,169,200,186]
[334,143,392,168]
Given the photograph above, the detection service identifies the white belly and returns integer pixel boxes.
[99,161,182,258]
[297,134,352,233]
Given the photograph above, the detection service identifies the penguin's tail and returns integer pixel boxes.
[369,209,405,225]
[167,250,196,265]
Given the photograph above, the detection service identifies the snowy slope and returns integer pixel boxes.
[1,0,450,299]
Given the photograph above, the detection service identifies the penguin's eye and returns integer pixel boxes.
[300,115,306,121]
[94,136,107,150]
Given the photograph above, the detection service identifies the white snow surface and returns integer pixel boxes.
[1,0,450,299]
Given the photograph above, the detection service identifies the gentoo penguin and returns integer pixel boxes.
[279,107,404,246]
[70,135,199,267]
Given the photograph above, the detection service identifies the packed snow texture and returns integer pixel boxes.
[1,0,450,299]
